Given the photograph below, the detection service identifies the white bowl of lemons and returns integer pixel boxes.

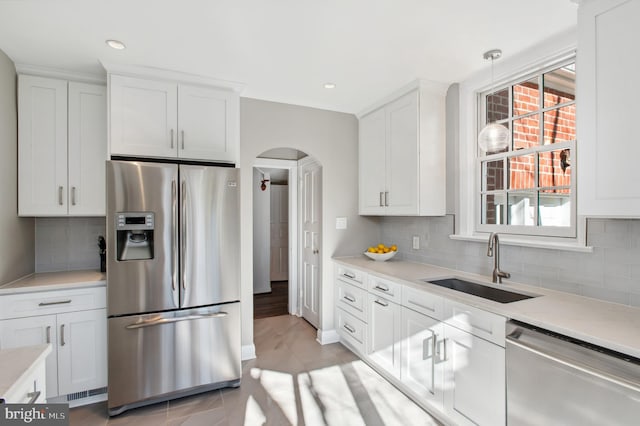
[364,244,398,261]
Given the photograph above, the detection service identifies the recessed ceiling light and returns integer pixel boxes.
[323,82,336,89]
[106,39,126,50]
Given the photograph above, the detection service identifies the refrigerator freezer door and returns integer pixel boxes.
[180,166,240,307]
[107,161,179,316]
[107,302,241,415]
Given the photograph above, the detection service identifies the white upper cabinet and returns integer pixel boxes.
[109,74,239,163]
[359,81,446,216]
[18,75,107,216]
[578,0,640,216]
[109,75,177,159]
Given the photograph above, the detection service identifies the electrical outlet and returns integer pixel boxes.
[412,235,420,250]
[335,217,347,230]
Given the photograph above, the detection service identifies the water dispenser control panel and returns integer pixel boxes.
[116,212,155,230]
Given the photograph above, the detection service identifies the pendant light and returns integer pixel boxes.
[478,49,510,153]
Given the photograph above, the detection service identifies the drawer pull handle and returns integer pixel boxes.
[374,285,389,292]
[374,299,389,307]
[408,299,435,312]
[343,324,356,334]
[39,300,72,307]
[343,295,356,303]
[27,390,41,404]
[60,324,66,346]
[342,272,356,279]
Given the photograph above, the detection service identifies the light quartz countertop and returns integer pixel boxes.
[0,270,106,295]
[0,344,51,402]
[334,256,640,359]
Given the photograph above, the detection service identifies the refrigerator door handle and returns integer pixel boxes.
[125,312,229,329]
[181,180,187,298]
[171,179,178,293]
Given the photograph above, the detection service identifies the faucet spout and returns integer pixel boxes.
[487,232,510,284]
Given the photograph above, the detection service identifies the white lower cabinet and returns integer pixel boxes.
[367,293,402,379]
[443,323,505,426]
[0,287,107,401]
[334,263,507,426]
[400,307,444,410]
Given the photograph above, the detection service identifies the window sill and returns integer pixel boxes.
[449,233,593,253]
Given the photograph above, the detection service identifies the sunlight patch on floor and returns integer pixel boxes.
[250,367,298,424]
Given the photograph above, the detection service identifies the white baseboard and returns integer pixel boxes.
[316,328,340,345]
[241,344,256,360]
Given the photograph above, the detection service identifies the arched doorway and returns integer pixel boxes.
[252,148,322,328]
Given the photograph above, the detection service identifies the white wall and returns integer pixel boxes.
[240,98,380,350]
[0,48,34,284]
[252,168,271,294]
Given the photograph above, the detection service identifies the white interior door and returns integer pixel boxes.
[270,184,289,281]
[299,160,321,328]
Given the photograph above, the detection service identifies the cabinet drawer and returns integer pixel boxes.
[0,287,106,320]
[367,275,402,303]
[336,280,367,321]
[335,264,366,288]
[337,308,367,355]
[402,285,444,320]
[443,300,506,347]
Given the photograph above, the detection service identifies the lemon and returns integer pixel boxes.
[367,247,377,253]
[377,243,385,250]
[391,244,398,251]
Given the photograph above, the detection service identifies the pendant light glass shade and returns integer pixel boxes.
[478,49,510,153]
[478,122,510,152]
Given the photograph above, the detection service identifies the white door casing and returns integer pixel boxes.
[299,159,322,328]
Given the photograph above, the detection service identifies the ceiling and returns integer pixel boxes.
[0,0,577,114]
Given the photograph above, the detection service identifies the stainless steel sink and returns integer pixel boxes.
[422,278,538,303]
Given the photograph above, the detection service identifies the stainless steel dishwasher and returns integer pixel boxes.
[506,320,640,425]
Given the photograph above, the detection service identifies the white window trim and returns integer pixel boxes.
[453,33,592,251]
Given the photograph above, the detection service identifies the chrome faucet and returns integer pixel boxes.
[487,232,510,283]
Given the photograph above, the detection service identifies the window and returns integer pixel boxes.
[477,59,576,237]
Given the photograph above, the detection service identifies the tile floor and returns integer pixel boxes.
[70,315,442,425]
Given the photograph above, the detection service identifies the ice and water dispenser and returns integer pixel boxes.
[115,212,155,261]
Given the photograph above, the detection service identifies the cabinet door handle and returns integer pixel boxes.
[374,299,388,307]
[58,186,64,205]
[71,186,77,206]
[181,130,185,149]
[343,294,356,303]
[342,272,356,279]
[26,390,41,404]
[60,324,65,346]
[385,191,389,207]
[170,129,175,148]
[379,192,384,207]
[343,324,356,334]
[39,300,71,307]
[45,326,51,344]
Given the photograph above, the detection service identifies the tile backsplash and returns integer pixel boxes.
[35,217,106,272]
[381,215,640,308]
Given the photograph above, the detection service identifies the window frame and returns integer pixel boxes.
[475,56,577,238]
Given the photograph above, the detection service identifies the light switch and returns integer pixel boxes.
[412,235,420,250]
[336,217,347,230]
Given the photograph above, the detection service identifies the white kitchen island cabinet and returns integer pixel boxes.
[577,0,640,216]
[0,286,107,402]
[18,75,107,216]
[109,74,239,163]
[358,80,446,216]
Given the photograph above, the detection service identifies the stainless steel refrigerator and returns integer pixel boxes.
[106,160,241,416]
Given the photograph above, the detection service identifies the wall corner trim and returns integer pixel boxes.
[316,329,340,345]
[241,344,256,361]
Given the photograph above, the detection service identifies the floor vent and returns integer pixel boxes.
[67,387,108,402]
